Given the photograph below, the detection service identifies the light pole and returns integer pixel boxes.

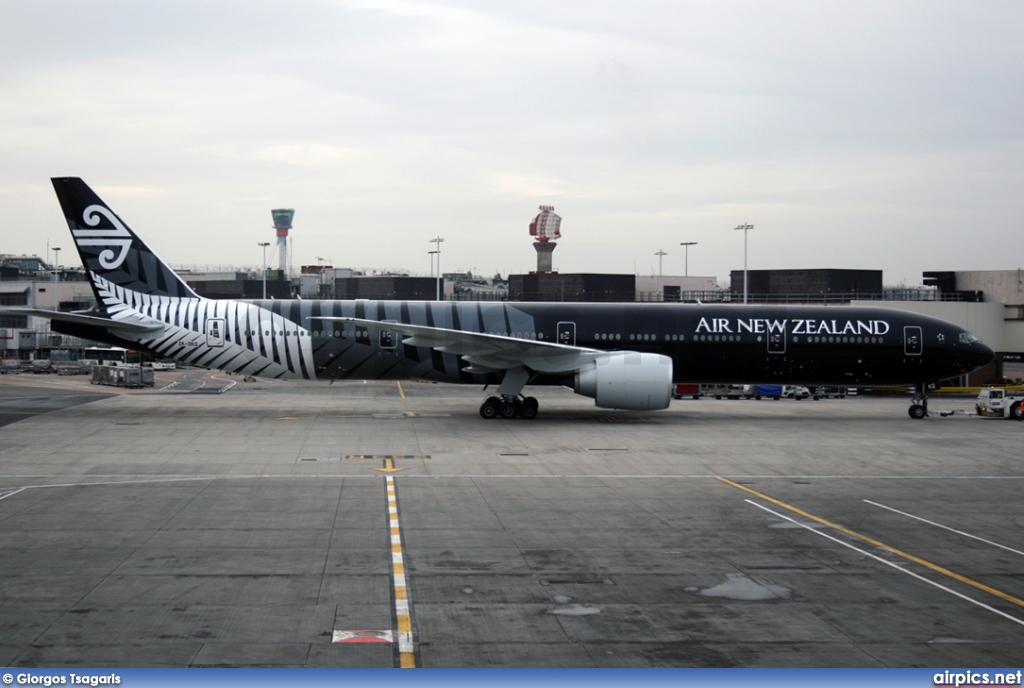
[679,241,697,277]
[733,224,753,304]
[258,242,270,299]
[316,256,326,299]
[655,249,667,277]
[429,236,444,301]
[51,247,61,310]
[428,250,439,285]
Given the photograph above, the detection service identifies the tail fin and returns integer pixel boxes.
[52,177,198,299]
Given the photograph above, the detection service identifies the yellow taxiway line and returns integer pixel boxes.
[386,476,417,667]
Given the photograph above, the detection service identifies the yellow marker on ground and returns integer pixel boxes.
[386,476,417,667]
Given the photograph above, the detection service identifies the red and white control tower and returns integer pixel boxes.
[529,205,561,273]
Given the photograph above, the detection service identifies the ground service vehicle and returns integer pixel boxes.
[975,387,1024,420]
[672,383,701,400]
[755,384,783,400]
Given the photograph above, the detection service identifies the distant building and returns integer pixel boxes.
[1,273,97,360]
[0,254,49,272]
[730,269,883,302]
[924,271,1009,306]
[634,275,720,302]
[186,279,291,300]
[509,273,635,302]
[335,276,439,300]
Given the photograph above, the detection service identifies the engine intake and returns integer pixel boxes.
[574,351,673,410]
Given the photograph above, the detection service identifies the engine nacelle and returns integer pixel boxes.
[574,351,673,411]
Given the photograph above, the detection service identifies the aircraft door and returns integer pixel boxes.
[904,325,923,356]
[207,318,226,347]
[379,320,399,350]
[767,328,786,354]
[557,322,576,346]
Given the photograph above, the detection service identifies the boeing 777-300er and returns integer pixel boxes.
[7,178,995,420]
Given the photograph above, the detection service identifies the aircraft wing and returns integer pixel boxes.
[311,316,603,373]
[0,307,165,334]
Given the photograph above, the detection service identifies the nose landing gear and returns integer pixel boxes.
[908,383,929,419]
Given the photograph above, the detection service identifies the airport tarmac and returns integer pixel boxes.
[1,370,1022,668]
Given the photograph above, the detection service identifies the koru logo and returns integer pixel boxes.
[72,204,133,270]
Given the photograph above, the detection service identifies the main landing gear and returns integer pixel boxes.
[479,395,539,420]
[908,383,929,419]
[479,365,538,419]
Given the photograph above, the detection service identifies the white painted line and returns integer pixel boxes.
[0,488,26,501]
[745,499,1024,628]
[209,375,238,393]
[865,499,1024,558]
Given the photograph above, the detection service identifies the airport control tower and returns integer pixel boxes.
[529,205,561,273]
[271,209,294,274]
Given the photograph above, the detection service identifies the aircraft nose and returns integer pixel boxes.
[976,340,995,366]
[965,337,995,372]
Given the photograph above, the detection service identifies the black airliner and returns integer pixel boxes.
[7,178,994,420]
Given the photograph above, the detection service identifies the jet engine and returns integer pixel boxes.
[574,351,673,411]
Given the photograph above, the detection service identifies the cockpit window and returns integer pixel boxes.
[959,332,980,344]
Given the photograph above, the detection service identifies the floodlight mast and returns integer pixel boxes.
[429,236,444,301]
[258,242,270,299]
[655,249,667,276]
[52,246,61,310]
[679,241,697,277]
[733,224,753,304]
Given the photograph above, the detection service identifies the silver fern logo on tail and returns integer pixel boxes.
[73,204,132,269]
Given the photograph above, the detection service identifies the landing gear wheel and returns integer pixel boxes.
[479,397,501,419]
[499,400,519,419]
[908,383,930,420]
[520,396,539,420]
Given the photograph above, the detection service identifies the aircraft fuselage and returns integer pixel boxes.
[60,297,991,389]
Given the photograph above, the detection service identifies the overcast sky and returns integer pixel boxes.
[2,0,1021,285]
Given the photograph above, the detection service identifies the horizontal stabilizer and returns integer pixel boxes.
[0,307,165,334]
